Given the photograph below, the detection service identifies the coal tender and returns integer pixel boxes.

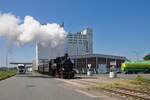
[38,54,75,79]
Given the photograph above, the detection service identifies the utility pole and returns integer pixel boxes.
[6,52,8,70]
[0,56,1,68]
[133,51,139,61]
[35,41,38,71]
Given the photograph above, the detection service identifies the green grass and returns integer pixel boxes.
[0,70,16,81]
[89,75,150,92]
[130,75,150,91]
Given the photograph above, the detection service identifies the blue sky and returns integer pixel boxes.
[0,0,150,66]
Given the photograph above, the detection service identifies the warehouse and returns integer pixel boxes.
[70,54,127,74]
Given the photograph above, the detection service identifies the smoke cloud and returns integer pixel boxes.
[0,13,67,47]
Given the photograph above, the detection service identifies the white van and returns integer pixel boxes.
[17,64,26,74]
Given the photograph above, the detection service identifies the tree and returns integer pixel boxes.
[143,53,150,60]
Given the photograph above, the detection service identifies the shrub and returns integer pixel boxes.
[135,75,145,82]
[0,70,16,81]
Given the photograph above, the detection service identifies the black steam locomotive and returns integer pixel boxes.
[38,54,75,79]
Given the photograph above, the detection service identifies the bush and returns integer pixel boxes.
[0,70,16,81]
[135,75,145,82]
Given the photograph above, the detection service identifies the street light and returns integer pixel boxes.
[133,51,140,61]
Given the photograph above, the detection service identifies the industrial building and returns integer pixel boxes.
[66,28,93,56]
[70,54,126,73]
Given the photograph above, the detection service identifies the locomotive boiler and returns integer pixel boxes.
[38,54,75,79]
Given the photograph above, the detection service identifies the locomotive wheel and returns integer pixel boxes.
[55,71,59,78]
[69,72,74,79]
[60,71,64,79]
[70,73,74,79]
[68,72,71,79]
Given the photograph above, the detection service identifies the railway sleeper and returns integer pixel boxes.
[102,88,150,100]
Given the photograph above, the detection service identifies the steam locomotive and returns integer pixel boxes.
[38,54,75,79]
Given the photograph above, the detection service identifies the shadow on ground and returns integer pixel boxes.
[74,76,98,79]
[15,73,98,79]
[16,74,54,78]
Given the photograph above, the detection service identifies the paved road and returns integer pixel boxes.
[0,74,101,100]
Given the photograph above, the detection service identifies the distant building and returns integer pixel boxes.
[66,28,93,56]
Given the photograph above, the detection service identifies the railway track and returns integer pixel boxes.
[117,87,150,95]
[80,79,150,100]
[72,79,150,100]
[103,87,150,100]
[59,78,150,100]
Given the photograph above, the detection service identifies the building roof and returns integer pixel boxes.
[10,62,32,65]
[70,53,127,60]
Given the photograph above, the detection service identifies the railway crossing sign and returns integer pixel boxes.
[110,61,116,66]
[88,64,91,68]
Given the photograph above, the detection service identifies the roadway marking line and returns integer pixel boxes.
[75,89,100,98]
[55,79,87,88]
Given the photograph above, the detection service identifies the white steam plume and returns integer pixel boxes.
[0,13,20,41]
[0,13,67,47]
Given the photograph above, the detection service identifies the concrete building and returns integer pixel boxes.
[66,28,93,56]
